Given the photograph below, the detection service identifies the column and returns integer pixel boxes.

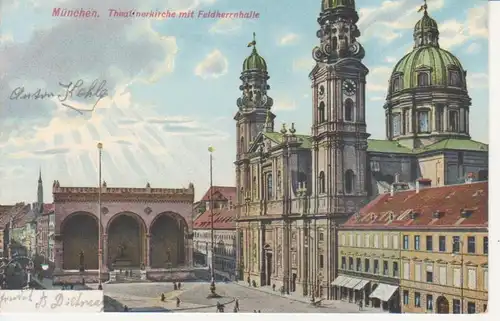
[260,223,265,286]
[145,234,151,267]
[102,234,108,271]
[443,105,448,131]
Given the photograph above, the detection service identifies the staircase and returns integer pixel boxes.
[113,269,147,283]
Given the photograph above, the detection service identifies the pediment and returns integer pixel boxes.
[248,132,282,153]
[332,58,369,76]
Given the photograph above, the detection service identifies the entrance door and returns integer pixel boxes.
[292,273,297,292]
[265,252,272,286]
[437,296,450,314]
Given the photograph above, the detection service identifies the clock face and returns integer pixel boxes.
[342,79,357,96]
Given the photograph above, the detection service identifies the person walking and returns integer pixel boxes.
[234,298,239,311]
[176,297,180,307]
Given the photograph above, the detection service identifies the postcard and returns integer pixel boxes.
[0,0,488,314]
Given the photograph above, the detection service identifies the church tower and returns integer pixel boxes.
[37,168,44,213]
[310,0,370,216]
[234,33,275,203]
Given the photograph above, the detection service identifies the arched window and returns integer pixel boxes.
[319,171,325,194]
[417,72,429,86]
[318,102,325,123]
[252,176,257,199]
[392,77,400,92]
[344,99,354,122]
[449,71,461,87]
[266,174,273,200]
[449,110,459,132]
[345,170,355,194]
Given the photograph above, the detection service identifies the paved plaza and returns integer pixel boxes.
[97,281,386,313]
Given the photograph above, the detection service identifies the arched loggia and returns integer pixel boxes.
[149,212,188,268]
[61,212,99,270]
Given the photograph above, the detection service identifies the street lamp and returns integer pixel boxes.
[452,239,464,314]
[97,142,103,290]
[207,146,220,298]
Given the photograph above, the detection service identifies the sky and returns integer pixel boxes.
[0,0,489,204]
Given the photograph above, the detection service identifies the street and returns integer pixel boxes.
[98,281,385,313]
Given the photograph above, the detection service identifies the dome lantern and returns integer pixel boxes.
[413,0,440,48]
[242,32,267,72]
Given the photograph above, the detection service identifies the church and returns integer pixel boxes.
[233,0,488,299]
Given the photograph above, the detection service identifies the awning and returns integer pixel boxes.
[338,276,353,287]
[369,284,399,302]
[353,279,370,291]
[343,277,363,289]
[331,275,348,286]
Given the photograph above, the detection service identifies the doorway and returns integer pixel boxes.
[437,296,450,314]
[292,273,297,292]
[265,252,272,286]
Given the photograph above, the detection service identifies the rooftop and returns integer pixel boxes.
[193,208,236,230]
[199,186,236,202]
[342,181,488,230]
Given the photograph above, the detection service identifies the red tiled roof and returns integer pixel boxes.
[199,186,236,202]
[342,181,488,230]
[193,208,236,230]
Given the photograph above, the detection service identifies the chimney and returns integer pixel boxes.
[416,178,432,193]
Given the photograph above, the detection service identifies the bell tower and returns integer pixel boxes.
[310,0,370,215]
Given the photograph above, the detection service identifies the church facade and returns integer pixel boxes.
[234,0,488,299]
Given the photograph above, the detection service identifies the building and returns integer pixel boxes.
[0,205,16,257]
[52,180,194,282]
[337,180,487,314]
[193,208,237,280]
[234,0,488,299]
[193,186,236,218]
[36,204,55,262]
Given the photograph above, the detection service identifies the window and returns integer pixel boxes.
[418,72,429,86]
[403,235,409,249]
[392,77,400,92]
[404,109,410,134]
[426,265,433,283]
[453,299,461,314]
[426,235,433,251]
[266,174,273,199]
[415,264,421,282]
[374,235,380,248]
[365,235,370,247]
[341,234,346,246]
[374,260,379,274]
[364,259,370,272]
[418,110,430,133]
[349,257,353,270]
[356,258,361,271]
[439,236,446,252]
[341,256,346,270]
[467,302,476,314]
[344,99,354,122]
[403,290,409,305]
[383,235,389,248]
[483,237,488,254]
[414,235,420,250]
[320,255,324,269]
[467,236,476,254]
[453,268,461,287]
[426,294,433,311]
[415,292,421,307]
[467,269,476,289]
[452,236,460,253]
[319,171,325,193]
[393,262,399,277]
[449,71,461,87]
[383,261,389,275]
[403,262,410,279]
[439,266,447,285]
[392,235,399,249]
[318,102,325,123]
[484,270,488,290]
[349,234,354,246]
[449,110,459,132]
[356,234,361,247]
[344,170,354,194]
[319,233,324,241]
[392,113,401,136]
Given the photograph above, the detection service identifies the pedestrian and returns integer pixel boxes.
[70,284,74,290]
[233,306,238,313]
[359,300,363,311]
[161,293,165,302]
[235,298,239,311]
[173,282,177,290]
[247,276,251,286]
[176,297,180,307]
[272,283,276,291]
[177,282,181,289]
[258,310,261,313]
[124,305,129,312]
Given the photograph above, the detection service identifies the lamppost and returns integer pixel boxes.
[207,146,220,298]
[452,239,464,314]
[97,142,103,290]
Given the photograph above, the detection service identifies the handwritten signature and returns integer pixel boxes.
[0,289,103,311]
[9,79,109,115]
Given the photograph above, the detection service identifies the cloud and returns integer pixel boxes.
[468,73,488,89]
[209,18,243,34]
[385,56,398,63]
[194,50,228,79]
[358,0,445,44]
[466,43,481,54]
[278,33,299,46]
[366,66,392,92]
[292,58,315,72]
[273,97,297,111]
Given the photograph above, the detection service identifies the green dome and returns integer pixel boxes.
[243,47,267,72]
[414,12,438,35]
[322,0,355,10]
[391,46,465,90]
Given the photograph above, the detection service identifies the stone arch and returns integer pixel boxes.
[61,212,99,270]
[436,295,449,314]
[149,212,188,268]
[106,212,147,268]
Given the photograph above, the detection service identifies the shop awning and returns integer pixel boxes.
[338,276,353,287]
[369,284,399,302]
[343,277,363,289]
[331,275,348,286]
[353,279,370,291]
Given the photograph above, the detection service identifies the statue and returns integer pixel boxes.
[79,250,85,272]
[117,242,127,259]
